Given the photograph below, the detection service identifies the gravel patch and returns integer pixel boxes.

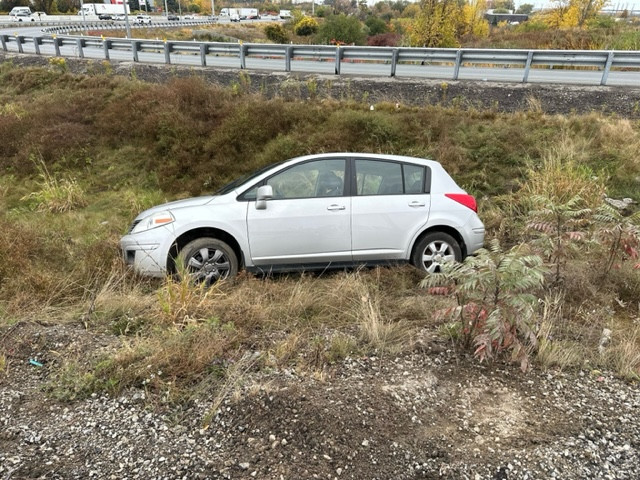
[1,323,639,479]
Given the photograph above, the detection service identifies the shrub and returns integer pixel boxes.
[264,23,289,43]
[367,33,400,46]
[316,14,366,45]
[365,16,388,35]
[294,17,319,36]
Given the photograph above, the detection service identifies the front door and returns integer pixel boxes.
[247,158,351,265]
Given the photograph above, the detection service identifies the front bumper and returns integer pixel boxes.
[120,235,169,278]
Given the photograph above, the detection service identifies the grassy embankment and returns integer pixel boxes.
[0,60,638,403]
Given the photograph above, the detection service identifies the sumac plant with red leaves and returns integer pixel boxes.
[421,240,548,371]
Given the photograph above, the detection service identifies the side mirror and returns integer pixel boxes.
[255,185,273,210]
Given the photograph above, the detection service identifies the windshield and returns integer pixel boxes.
[213,161,282,196]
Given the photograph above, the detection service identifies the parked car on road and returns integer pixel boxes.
[133,14,151,24]
[10,7,35,22]
[120,153,485,284]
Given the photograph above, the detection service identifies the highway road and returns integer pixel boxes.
[1,21,639,86]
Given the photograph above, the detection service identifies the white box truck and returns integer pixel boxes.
[220,7,259,19]
[79,3,130,17]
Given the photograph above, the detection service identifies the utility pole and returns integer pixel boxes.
[123,0,131,38]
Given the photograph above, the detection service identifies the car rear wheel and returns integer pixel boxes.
[412,232,462,274]
[179,237,238,285]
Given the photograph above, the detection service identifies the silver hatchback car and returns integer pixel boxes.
[120,153,485,283]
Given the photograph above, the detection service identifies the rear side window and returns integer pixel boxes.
[355,159,428,195]
[356,160,402,195]
[404,164,425,193]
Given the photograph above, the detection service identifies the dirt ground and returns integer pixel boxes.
[1,321,639,480]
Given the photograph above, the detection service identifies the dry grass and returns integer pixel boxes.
[604,327,640,381]
[537,293,584,370]
[518,133,606,210]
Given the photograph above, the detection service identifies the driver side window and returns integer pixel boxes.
[266,159,346,199]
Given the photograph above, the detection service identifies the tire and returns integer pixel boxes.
[411,232,462,274]
[178,237,238,285]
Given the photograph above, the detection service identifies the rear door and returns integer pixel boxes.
[350,158,431,261]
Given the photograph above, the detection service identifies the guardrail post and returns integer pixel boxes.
[240,43,247,69]
[390,48,399,77]
[76,38,84,58]
[285,45,293,72]
[335,46,343,75]
[132,40,139,62]
[164,41,171,64]
[53,36,61,56]
[523,50,533,83]
[16,35,24,54]
[33,37,41,55]
[1,35,8,52]
[453,49,463,80]
[601,51,614,86]
[103,39,110,60]
[200,43,207,66]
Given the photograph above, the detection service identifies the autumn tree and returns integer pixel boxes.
[462,0,490,38]
[409,0,462,47]
[543,0,608,27]
[409,0,489,47]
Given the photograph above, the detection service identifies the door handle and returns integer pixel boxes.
[409,201,426,207]
[327,204,346,211]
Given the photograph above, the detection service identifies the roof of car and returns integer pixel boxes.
[287,152,441,167]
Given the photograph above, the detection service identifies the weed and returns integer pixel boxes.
[349,273,411,355]
[48,57,68,73]
[202,352,261,427]
[306,78,318,99]
[592,204,640,279]
[21,157,86,213]
[156,262,225,327]
[101,60,113,76]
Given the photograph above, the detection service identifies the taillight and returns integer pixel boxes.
[445,193,477,212]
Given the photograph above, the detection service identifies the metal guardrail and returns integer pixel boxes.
[40,19,213,34]
[1,31,639,86]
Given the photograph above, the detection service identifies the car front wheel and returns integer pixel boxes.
[412,232,462,274]
[179,237,238,285]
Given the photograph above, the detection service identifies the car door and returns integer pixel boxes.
[350,158,431,261]
[246,158,351,266]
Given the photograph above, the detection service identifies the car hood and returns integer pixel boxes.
[135,196,216,220]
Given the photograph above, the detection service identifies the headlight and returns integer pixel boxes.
[131,211,175,234]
